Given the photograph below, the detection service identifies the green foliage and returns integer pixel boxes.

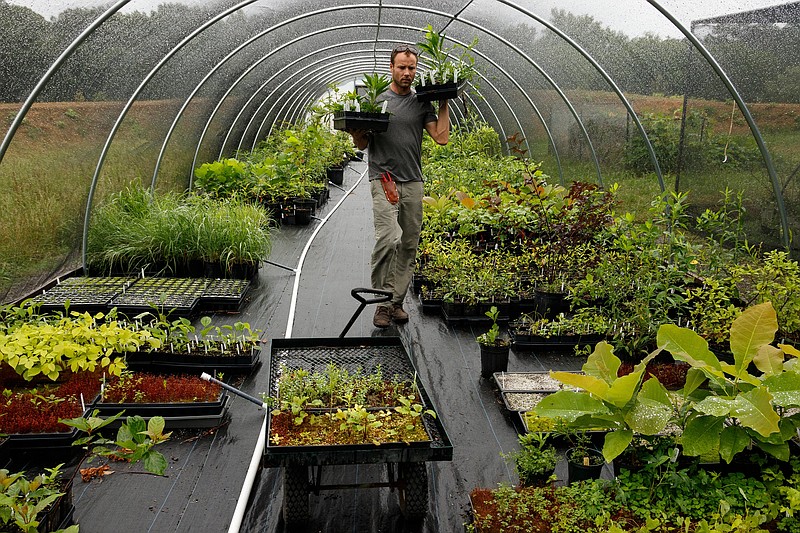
[0,307,153,381]
[0,464,77,533]
[87,183,271,275]
[477,306,508,347]
[733,250,800,335]
[360,73,392,113]
[659,301,800,463]
[61,409,171,476]
[535,341,668,462]
[193,158,249,199]
[415,25,478,86]
[504,432,559,485]
[623,110,761,175]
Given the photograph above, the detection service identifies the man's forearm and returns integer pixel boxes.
[432,100,450,145]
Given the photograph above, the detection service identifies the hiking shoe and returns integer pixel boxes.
[373,306,391,328]
[391,304,409,323]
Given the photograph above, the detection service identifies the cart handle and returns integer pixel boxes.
[339,288,393,337]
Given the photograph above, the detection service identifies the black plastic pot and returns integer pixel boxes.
[479,343,509,378]
[534,289,570,319]
[566,447,605,482]
[327,165,344,185]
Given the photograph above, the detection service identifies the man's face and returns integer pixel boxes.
[390,52,417,89]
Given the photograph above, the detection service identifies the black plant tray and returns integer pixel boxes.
[333,110,390,133]
[414,81,461,102]
[1,427,81,453]
[441,305,509,327]
[197,278,252,312]
[38,478,74,533]
[417,292,442,315]
[94,391,229,418]
[30,276,134,313]
[509,329,606,351]
[126,346,261,373]
[108,276,206,316]
[263,336,453,467]
[94,394,230,429]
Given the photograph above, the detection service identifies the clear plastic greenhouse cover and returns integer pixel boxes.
[0,0,798,303]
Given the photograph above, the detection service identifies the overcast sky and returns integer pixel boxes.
[7,0,787,37]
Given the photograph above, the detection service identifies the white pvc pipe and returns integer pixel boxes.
[227,163,368,532]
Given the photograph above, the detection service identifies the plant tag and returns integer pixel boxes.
[454,69,458,84]
[583,457,589,466]
[344,101,350,111]
[420,75,425,86]
[354,100,361,112]
[80,393,85,412]
[381,101,388,114]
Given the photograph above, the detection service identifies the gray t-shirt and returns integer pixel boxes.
[368,88,437,182]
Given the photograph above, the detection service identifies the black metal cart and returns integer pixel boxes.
[262,289,454,525]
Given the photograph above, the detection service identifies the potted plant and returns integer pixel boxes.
[565,440,606,483]
[658,301,800,464]
[504,432,559,486]
[414,25,477,102]
[476,305,510,378]
[533,341,669,463]
[332,73,392,132]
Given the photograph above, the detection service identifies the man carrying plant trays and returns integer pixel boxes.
[348,43,451,328]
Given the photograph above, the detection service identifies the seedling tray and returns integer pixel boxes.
[108,276,207,315]
[127,346,261,373]
[509,329,606,351]
[31,276,134,313]
[94,391,229,418]
[333,110,390,133]
[197,278,252,312]
[414,81,461,102]
[263,336,453,467]
[94,394,230,429]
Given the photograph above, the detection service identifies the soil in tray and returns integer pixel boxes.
[494,372,564,392]
[269,408,431,446]
[503,392,549,412]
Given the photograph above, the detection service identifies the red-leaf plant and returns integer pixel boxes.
[0,372,102,434]
[101,372,221,403]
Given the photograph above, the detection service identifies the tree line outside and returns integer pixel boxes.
[1,1,799,105]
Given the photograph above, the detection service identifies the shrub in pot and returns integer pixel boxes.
[504,432,559,486]
[476,305,509,377]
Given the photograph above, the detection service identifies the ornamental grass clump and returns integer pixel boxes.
[87,183,271,276]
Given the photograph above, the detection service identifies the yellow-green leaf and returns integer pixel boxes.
[602,429,633,462]
[658,325,721,373]
[552,371,609,399]
[730,302,777,375]
[731,387,780,437]
[582,341,620,384]
[753,344,784,377]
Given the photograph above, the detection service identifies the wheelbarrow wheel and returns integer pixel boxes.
[283,466,309,524]
[398,462,428,519]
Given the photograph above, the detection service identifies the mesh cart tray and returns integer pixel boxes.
[263,336,453,467]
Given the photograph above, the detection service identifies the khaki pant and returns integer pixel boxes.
[370,180,424,307]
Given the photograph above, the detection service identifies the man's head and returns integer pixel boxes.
[389,44,418,94]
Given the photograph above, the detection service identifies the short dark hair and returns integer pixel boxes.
[391,43,419,63]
